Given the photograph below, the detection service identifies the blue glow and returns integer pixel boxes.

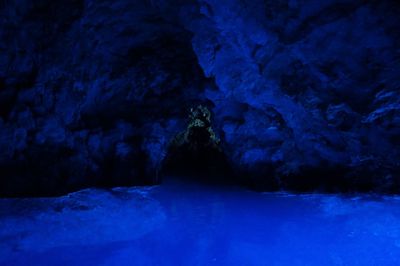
[1,0,400,264]
[1,182,400,265]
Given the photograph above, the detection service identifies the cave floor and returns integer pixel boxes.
[1,179,400,266]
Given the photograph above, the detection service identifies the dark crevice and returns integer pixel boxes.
[162,105,234,185]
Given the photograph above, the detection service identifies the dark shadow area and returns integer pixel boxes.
[161,105,234,185]
[162,144,233,185]
[0,146,151,198]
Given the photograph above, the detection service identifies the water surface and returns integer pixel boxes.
[1,180,399,265]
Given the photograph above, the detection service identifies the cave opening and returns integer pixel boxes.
[161,105,233,185]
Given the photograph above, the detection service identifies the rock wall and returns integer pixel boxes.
[1,0,399,195]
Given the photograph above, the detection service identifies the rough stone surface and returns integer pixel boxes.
[1,0,399,195]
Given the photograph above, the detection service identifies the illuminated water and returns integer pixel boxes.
[1,180,400,265]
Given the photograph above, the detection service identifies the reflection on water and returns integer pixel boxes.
[1,178,400,265]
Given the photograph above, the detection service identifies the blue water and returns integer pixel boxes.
[1,180,400,265]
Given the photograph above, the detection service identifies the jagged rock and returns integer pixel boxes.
[0,0,399,195]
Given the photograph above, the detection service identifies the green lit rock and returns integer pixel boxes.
[163,105,229,180]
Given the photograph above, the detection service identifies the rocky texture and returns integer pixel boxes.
[163,105,231,181]
[0,0,211,196]
[0,0,400,196]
